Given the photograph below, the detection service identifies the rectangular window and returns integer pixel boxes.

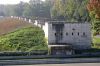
[78,32,79,36]
[72,33,73,35]
[83,32,85,36]
[66,32,68,36]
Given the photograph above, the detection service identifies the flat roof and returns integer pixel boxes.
[46,21,90,24]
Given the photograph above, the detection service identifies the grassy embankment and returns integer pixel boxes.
[0,18,47,52]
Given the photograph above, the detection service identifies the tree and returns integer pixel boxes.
[87,0,100,35]
[23,3,33,17]
[73,0,90,22]
[51,0,65,20]
[87,0,100,19]
[4,5,16,16]
[3,2,26,17]
[0,0,52,19]
[87,0,100,20]
[93,21,100,35]
[14,1,25,16]
[23,0,51,19]
[51,0,90,22]
[0,5,6,16]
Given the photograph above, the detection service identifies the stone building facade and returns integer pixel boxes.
[34,21,92,55]
[8,17,92,55]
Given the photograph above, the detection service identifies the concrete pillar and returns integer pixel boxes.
[24,18,27,21]
[18,17,21,20]
[34,20,38,26]
[11,16,13,18]
[29,19,32,23]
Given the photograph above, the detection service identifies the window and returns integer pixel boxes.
[55,33,63,36]
[72,32,74,35]
[78,32,79,36]
[66,32,68,36]
[72,28,75,31]
[83,32,85,36]
[55,33,57,36]
[61,33,63,36]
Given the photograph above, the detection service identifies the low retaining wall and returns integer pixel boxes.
[1,53,100,60]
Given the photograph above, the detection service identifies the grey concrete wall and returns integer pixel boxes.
[48,23,92,50]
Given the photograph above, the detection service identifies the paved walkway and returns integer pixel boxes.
[0,58,100,65]
[5,63,100,66]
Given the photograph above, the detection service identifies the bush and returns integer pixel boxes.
[93,20,100,35]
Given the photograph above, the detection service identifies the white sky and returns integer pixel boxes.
[0,0,45,4]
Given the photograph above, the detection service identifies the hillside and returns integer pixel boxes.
[0,26,47,51]
[0,18,32,35]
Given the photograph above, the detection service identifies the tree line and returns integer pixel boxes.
[0,0,90,21]
[0,0,52,19]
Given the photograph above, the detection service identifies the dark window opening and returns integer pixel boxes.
[72,28,75,31]
[55,33,63,36]
[78,32,79,36]
[55,33,57,36]
[61,33,63,36]
[83,32,85,36]
[72,32,74,35]
[66,32,68,36]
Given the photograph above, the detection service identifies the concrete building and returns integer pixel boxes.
[44,21,91,55]
[34,20,92,55]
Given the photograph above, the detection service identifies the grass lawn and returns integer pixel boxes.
[93,36,100,48]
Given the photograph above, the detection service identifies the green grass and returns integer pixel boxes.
[0,26,48,52]
[93,37,100,43]
[93,36,100,48]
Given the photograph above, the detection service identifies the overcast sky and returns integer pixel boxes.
[0,0,45,4]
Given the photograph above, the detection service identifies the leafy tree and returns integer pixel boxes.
[87,0,100,20]
[51,0,90,22]
[23,0,51,19]
[51,0,65,20]
[0,5,6,16]
[3,5,15,16]
[87,0,100,35]
[73,0,90,22]
[14,1,26,16]
[23,3,33,17]
[0,0,52,19]
[93,21,100,35]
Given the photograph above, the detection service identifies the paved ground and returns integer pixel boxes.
[0,58,100,65]
[4,63,100,66]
